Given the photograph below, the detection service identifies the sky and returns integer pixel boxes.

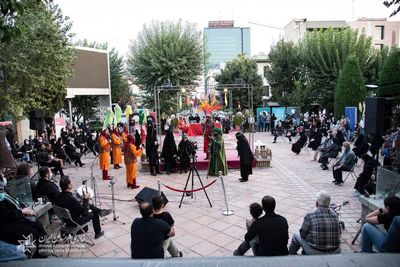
[55,0,395,57]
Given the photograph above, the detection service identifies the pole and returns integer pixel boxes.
[68,99,73,126]
[219,171,234,216]
[157,179,161,195]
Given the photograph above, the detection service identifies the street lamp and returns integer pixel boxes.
[66,93,75,125]
[366,84,378,96]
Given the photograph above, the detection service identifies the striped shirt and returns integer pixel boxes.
[300,207,340,251]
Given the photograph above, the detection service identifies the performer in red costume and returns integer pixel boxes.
[202,114,214,160]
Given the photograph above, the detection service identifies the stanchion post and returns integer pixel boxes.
[157,179,161,195]
[219,171,234,216]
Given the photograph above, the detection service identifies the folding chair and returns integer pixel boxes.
[343,166,357,183]
[302,142,310,156]
[53,205,94,257]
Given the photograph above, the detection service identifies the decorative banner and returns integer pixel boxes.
[179,95,182,110]
[224,92,228,106]
[193,96,197,108]
[113,104,122,126]
[124,105,133,120]
[103,108,114,129]
[186,95,190,107]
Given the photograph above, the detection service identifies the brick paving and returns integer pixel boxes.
[49,132,363,258]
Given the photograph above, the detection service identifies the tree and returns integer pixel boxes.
[109,47,130,105]
[127,20,205,111]
[215,54,263,113]
[384,0,400,17]
[377,47,400,97]
[334,55,366,118]
[266,40,302,105]
[302,27,375,111]
[0,0,74,119]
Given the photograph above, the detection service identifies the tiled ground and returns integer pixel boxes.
[50,132,363,258]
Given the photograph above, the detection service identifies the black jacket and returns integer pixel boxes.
[54,191,86,222]
[36,178,60,203]
[245,213,289,256]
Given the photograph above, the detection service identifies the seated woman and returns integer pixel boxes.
[64,139,84,167]
[0,173,47,258]
[353,134,369,158]
[318,134,340,170]
[354,153,379,195]
[291,129,307,155]
[36,144,64,176]
[51,138,67,163]
[19,139,34,163]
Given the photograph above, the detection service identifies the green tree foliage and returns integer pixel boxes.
[127,20,205,111]
[266,40,301,105]
[384,0,400,17]
[377,47,400,97]
[334,55,366,118]
[0,0,74,119]
[215,54,263,113]
[302,28,375,110]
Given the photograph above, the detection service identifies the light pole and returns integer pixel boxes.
[66,94,75,126]
[366,84,378,96]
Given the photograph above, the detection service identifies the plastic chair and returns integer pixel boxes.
[53,205,94,256]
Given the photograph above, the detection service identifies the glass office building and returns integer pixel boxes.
[204,21,251,74]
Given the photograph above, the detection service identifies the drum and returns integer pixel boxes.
[75,185,94,200]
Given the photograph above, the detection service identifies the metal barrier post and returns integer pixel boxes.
[157,179,161,195]
[219,171,234,216]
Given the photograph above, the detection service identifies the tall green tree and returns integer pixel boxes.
[0,0,74,119]
[334,55,366,118]
[266,40,302,105]
[377,47,400,97]
[215,54,263,112]
[302,27,375,111]
[127,20,205,111]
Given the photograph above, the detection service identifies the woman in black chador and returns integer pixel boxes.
[161,128,177,175]
[236,132,254,182]
[291,128,307,155]
[145,118,162,176]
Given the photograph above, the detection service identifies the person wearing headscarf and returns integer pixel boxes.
[202,114,214,160]
[291,128,307,155]
[354,153,380,195]
[124,135,142,189]
[208,128,228,176]
[177,134,190,173]
[121,125,129,143]
[111,128,123,169]
[352,134,369,158]
[146,119,162,176]
[236,132,254,182]
[99,129,111,180]
[161,127,177,175]
[65,138,84,167]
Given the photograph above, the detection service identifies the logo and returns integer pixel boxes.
[18,234,36,254]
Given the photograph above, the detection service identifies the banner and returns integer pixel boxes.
[345,107,357,131]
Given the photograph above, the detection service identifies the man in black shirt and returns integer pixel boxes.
[361,196,400,252]
[152,195,182,257]
[131,202,175,259]
[35,167,60,203]
[238,195,289,256]
[54,176,110,239]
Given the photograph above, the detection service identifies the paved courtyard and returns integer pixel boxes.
[51,132,363,258]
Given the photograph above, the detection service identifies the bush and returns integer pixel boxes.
[334,55,366,118]
[378,48,400,97]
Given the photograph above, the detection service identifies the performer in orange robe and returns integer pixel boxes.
[124,135,142,189]
[121,125,129,143]
[111,128,123,169]
[99,129,111,180]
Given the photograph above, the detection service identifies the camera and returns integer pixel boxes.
[186,140,198,156]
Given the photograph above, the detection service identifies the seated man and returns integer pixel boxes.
[332,141,357,185]
[361,196,400,253]
[0,173,47,258]
[54,176,110,239]
[36,144,64,177]
[35,167,60,204]
[152,195,182,257]
[318,136,340,170]
[131,202,175,259]
[289,190,341,255]
[238,196,289,256]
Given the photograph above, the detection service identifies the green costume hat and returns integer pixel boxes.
[182,134,187,139]
[213,128,222,136]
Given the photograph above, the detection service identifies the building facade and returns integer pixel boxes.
[283,19,347,43]
[203,20,251,85]
[349,18,400,49]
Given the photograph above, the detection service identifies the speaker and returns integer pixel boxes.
[365,97,392,135]
[29,110,45,131]
[135,187,168,205]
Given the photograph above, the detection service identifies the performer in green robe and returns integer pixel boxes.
[207,128,228,176]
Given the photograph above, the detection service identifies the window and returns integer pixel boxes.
[374,26,384,40]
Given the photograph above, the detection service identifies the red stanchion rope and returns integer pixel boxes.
[162,178,219,193]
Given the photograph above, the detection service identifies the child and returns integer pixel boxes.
[234,202,263,256]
